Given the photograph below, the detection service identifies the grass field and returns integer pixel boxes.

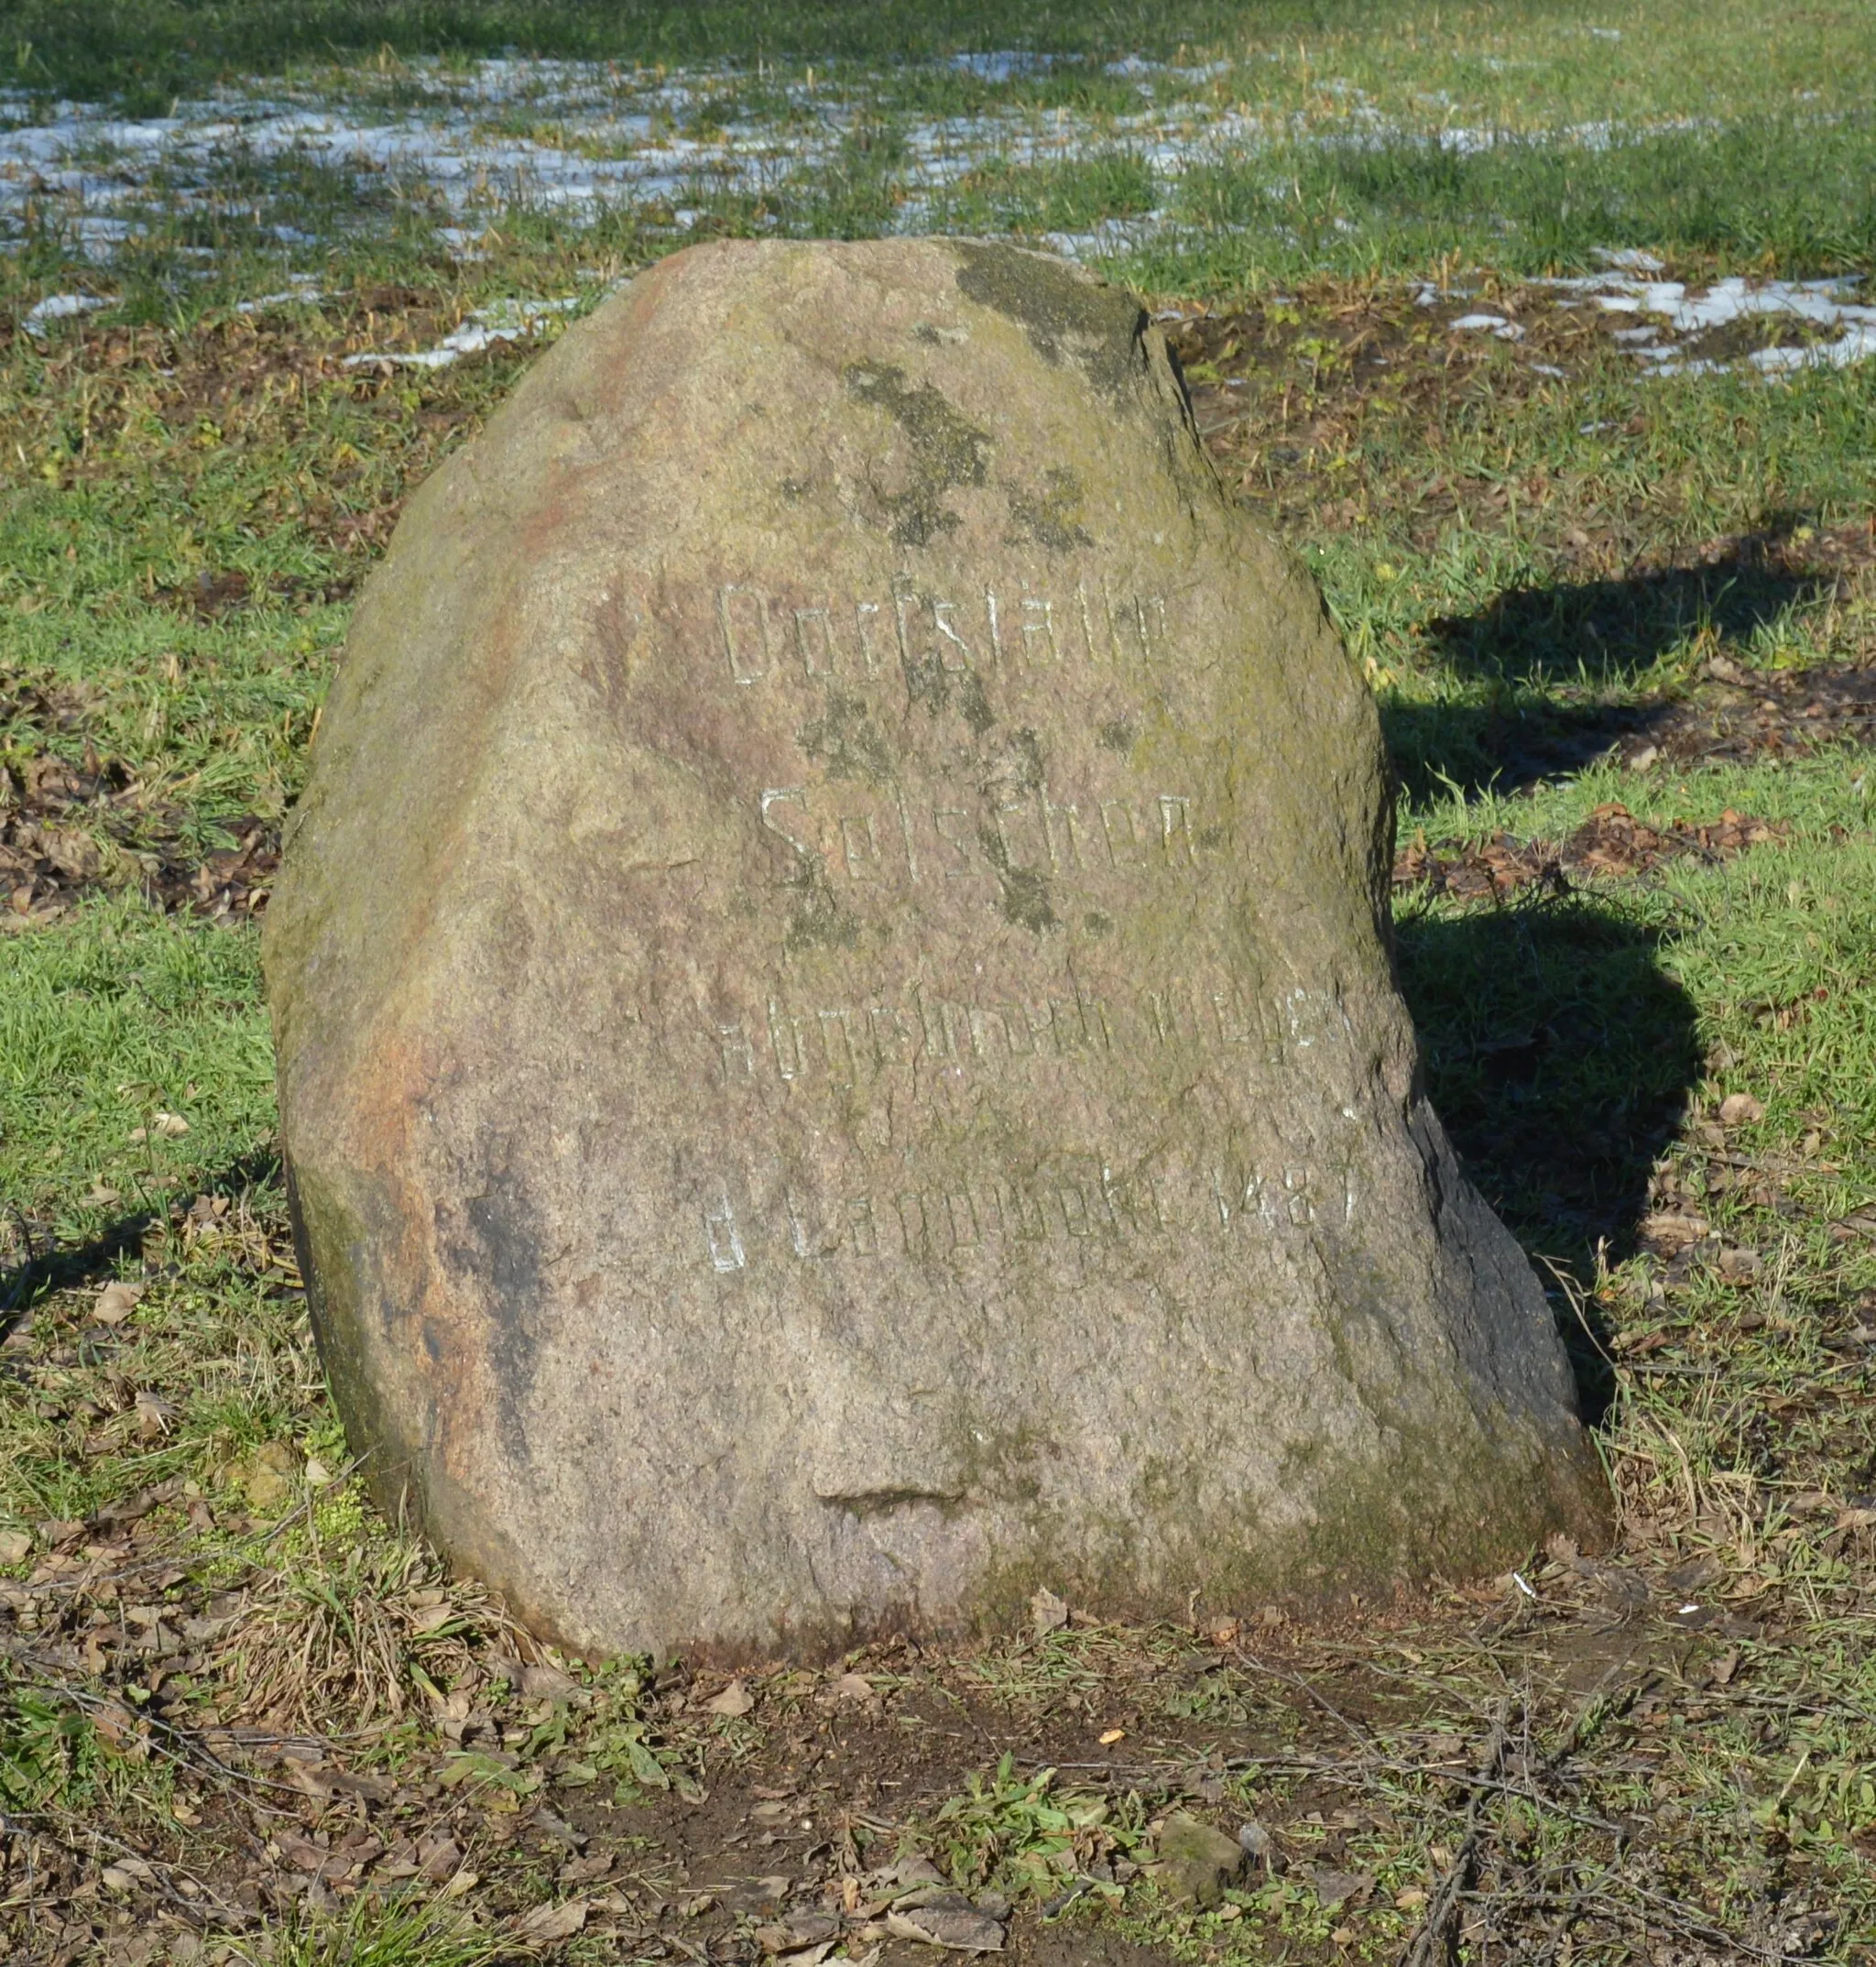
[2,1,1875,1962]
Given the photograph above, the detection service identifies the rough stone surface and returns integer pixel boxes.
[1151,1815,1248,1907]
[265,237,1607,1659]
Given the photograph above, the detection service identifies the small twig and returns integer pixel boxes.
[1300,1755,1627,1838]
[1229,1644,1370,1749]
[1398,1708,1511,1967]
[2,1648,307,1807]
[1540,1257,1619,1374]
[4,1799,245,1931]
[1601,1876,1797,1963]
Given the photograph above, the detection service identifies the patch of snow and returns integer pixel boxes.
[235,279,326,313]
[1560,269,1876,377]
[1451,312,1524,340]
[343,293,583,370]
[434,224,491,257]
[1040,213,1169,261]
[22,291,111,333]
[1751,322,1876,372]
[3,57,1871,388]
[950,51,1053,82]
[0,55,1729,274]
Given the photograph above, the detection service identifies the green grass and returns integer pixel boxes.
[5,0,1876,119]
[1140,112,1876,286]
[225,1896,518,1967]
[0,897,274,1250]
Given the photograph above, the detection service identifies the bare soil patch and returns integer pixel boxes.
[1394,802,1786,904]
[0,724,277,930]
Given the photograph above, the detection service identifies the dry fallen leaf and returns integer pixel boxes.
[705,1677,756,1718]
[135,1391,179,1440]
[416,1833,463,1882]
[834,1671,874,1702]
[1311,1866,1374,1910]
[886,1904,1007,1951]
[152,1110,191,1137]
[1098,1728,1126,1745]
[519,1898,589,1940]
[93,1280,146,1325]
[0,1529,31,1567]
[1718,1092,1765,1126]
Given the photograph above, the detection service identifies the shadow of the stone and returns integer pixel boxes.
[1428,549,1824,686]
[1385,539,1828,800]
[1394,898,1703,1422]
[0,1147,282,1334]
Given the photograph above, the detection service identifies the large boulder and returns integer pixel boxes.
[265,238,1606,1657]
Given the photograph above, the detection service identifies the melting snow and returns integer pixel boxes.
[1450,311,1524,340]
[1540,270,1876,374]
[22,291,112,333]
[343,294,586,370]
[2,55,1871,382]
[234,276,326,313]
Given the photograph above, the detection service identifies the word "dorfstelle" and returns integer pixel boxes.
[715,578,1170,687]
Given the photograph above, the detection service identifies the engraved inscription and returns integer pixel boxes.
[694,1153,1348,1271]
[753,780,1212,890]
[715,974,1322,1090]
[716,576,1169,688]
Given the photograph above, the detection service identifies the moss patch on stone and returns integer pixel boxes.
[953,241,1147,403]
[1004,464,1095,553]
[841,358,989,547]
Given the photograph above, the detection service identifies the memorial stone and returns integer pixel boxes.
[265,238,1607,1656]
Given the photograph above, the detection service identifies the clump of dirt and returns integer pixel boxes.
[1395,801,1786,903]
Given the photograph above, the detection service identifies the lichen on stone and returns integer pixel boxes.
[953,240,1147,402]
[841,359,989,546]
